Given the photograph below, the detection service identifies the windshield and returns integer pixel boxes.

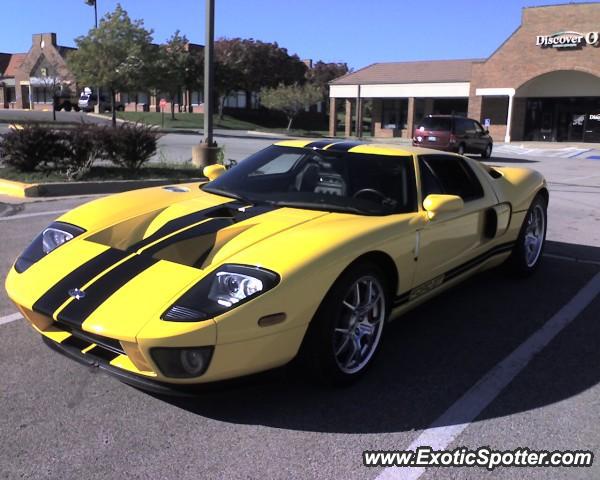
[202,145,417,215]
[417,117,452,131]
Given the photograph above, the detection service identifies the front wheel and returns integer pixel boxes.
[482,143,492,159]
[506,194,547,276]
[299,262,389,385]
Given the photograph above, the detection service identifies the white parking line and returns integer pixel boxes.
[0,209,69,221]
[376,271,600,480]
[0,312,23,326]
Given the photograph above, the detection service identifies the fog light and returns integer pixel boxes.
[150,347,214,378]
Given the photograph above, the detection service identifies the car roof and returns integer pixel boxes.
[274,139,451,157]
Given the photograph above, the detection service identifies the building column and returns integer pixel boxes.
[505,93,515,143]
[328,97,337,137]
[406,97,415,139]
[344,99,352,138]
[355,86,363,138]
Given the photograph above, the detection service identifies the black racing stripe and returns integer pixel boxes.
[32,248,129,318]
[142,218,233,256]
[392,241,516,307]
[57,254,158,329]
[129,201,246,251]
[304,140,337,149]
[324,141,365,152]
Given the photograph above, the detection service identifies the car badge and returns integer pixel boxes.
[68,288,86,300]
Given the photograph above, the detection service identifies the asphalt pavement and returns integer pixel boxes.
[0,136,599,479]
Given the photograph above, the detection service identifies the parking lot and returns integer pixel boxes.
[1,146,599,479]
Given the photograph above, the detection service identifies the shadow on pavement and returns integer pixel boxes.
[153,240,599,434]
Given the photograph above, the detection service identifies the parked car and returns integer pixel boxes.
[5,141,547,391]
[413,115,493,158]
[78,92,124,113]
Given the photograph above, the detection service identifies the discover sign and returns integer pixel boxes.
[536,31,600,48]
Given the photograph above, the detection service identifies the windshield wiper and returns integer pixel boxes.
[269,200,367,215]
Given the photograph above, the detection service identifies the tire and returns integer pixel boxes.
[506,194,547,276]
[63,103,72,112]
[457,143,466,156]
[481,143,492,159]
[298,261,390,386]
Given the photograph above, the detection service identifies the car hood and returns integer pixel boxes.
[24,190,329,340]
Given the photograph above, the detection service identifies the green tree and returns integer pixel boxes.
[306,61,350,99]
[260,83,322,131]
[215,38,307,116]
[153,31,196,120]
[68,4,154,126]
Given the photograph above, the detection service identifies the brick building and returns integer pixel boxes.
[329,2,600,143]
[0,32,207,113]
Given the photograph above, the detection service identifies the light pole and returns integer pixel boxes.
[204,0,215,146]
[85,0,101,114]
[192,0,218,167]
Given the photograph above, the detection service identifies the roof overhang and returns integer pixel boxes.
[330,82,471,99]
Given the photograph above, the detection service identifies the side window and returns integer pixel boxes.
[464,120,477,135]
[419,155,484,202]
[454,118,467,135]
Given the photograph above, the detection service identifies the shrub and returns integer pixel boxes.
[59,124,104,180]
[101,123,160,170]
[0,124,65,171]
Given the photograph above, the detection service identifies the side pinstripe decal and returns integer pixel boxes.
[393,241,515,307]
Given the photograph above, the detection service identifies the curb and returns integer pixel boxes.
[0,177,205,198]
[0,179,39,197]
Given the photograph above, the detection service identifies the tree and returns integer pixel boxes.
[68,4,154,126]
[215,38,307,116]
[153,31,195,120]
[306,61,350,97]
[260,83,322,131]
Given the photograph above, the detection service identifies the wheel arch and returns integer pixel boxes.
[537,186,549,206]
[342,250,399,301]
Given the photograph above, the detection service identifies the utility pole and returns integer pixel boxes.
[192,0,219,167]
[85,0,101,114]
[204,0,215,146]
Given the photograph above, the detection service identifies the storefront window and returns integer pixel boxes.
[381,99,408,129]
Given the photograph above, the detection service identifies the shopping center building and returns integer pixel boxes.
[329,2,600,142]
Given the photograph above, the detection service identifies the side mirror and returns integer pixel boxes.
[203,164,226,181]
[423,194,464,220]
[484,129,489,135]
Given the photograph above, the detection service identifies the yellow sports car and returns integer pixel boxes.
[5,140,548,392]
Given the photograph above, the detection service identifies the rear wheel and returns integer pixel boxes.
[299,262,389,385]
[506,194,547,276]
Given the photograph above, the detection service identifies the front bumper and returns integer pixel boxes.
[42,335,198,396]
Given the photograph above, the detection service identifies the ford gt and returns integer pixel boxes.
[5,140,548,391]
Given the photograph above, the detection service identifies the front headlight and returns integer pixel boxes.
[162,264,279,321]
[14,222,85,273]
[42,227,75,254]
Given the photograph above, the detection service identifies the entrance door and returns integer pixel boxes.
[20,85,30,109]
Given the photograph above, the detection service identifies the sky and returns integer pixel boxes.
[2,0,599,69]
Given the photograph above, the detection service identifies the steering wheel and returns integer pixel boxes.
[352,188,388,202]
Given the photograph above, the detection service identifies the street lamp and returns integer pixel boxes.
[192,0,219,167]
[84,0,101,114]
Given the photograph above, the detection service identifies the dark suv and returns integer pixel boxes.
[413,115,493,158]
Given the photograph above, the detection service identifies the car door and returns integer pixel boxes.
[412,154,496,288]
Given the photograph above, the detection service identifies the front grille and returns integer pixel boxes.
[54,320,125,355]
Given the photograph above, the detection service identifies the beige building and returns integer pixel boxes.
[329,2,600,143]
